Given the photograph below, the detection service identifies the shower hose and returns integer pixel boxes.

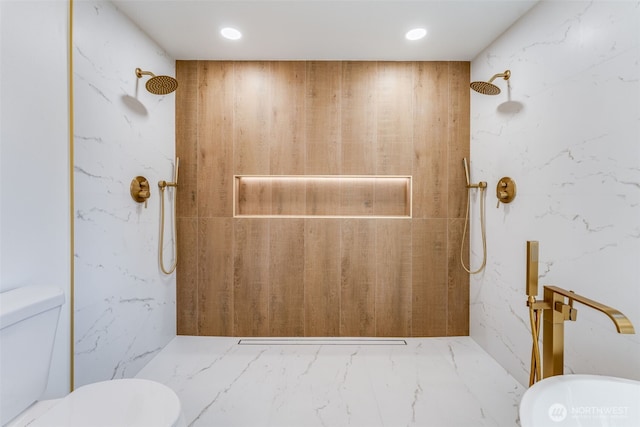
[159,181,178,275]
[528,296,542,386]
[460,185,487,274]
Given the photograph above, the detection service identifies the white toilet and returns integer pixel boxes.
[0,285,185,427]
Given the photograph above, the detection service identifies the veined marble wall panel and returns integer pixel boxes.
[470,1,640,385]
[73,0,176,387]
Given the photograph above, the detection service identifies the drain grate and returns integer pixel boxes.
[237,338,407,346]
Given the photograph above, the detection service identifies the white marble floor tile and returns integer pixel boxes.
[136,336,525,427]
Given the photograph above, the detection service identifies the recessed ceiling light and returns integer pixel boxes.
[221,27,242,40]
[405,28,427,41]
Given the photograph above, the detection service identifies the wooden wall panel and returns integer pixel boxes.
[175,61,198,336]
[176,218,198,335]
[269,62,306,175]
[411,219,448,336]
[198,61,234,218]
[375,220,412,336]
[304,219,341,336]
[198,218,233,335]
[269,219,305,336]
[233,219,270,336]
[340,219,376,336]
[175,61,198,218]
[376,62,414,175]
[341,62,377,175]
[448,62,470,219]
[176,60,470,338]
[305,62,341,174]
[447,218,469,335]
[234,62,271,176]
[413,62,449,219]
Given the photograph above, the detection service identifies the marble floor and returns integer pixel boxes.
[136,336,526,427]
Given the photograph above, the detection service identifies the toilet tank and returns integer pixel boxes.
[0,286,65,426]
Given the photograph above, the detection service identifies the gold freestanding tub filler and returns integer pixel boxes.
[524,241,635,386]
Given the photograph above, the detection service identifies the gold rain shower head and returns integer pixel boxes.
[470,70,511,95]
[135,68,178,95]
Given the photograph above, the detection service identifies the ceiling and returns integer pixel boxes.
[111,0,539,61]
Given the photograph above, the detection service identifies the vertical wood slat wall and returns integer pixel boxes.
[176,61,470,337]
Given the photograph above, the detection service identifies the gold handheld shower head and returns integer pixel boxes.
[470,70,511,95]
[135,68,178,95]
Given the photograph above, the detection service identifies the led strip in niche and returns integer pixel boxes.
[234,175,412,219]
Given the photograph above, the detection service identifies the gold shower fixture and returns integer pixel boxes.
[130,176,151,208]
[460,158,488,274]
[158,157,179,275]
[470,70,511,95]
[135,68,178,95]
[525,241,635,386]
[496,177,516,207]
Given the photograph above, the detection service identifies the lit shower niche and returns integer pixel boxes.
[234,175,412,218]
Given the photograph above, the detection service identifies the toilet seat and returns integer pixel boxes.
[29,379,184,427]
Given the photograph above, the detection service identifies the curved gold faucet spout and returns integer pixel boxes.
[544,285,635,334]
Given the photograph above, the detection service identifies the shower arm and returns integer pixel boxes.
[135,68,156,78]
[487,70,511,84]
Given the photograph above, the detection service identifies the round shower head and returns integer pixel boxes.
[146,75,178,95]
[470,81,501,95]
[136,68,178,95]
[470,70,511,96]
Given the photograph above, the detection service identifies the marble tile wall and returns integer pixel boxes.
[470,0,640,385]
[73,0,176,388]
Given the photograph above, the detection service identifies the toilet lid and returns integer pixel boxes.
[31,379,182,427]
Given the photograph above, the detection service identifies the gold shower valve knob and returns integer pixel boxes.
[496,177,516,207]
[130,176,151,207]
